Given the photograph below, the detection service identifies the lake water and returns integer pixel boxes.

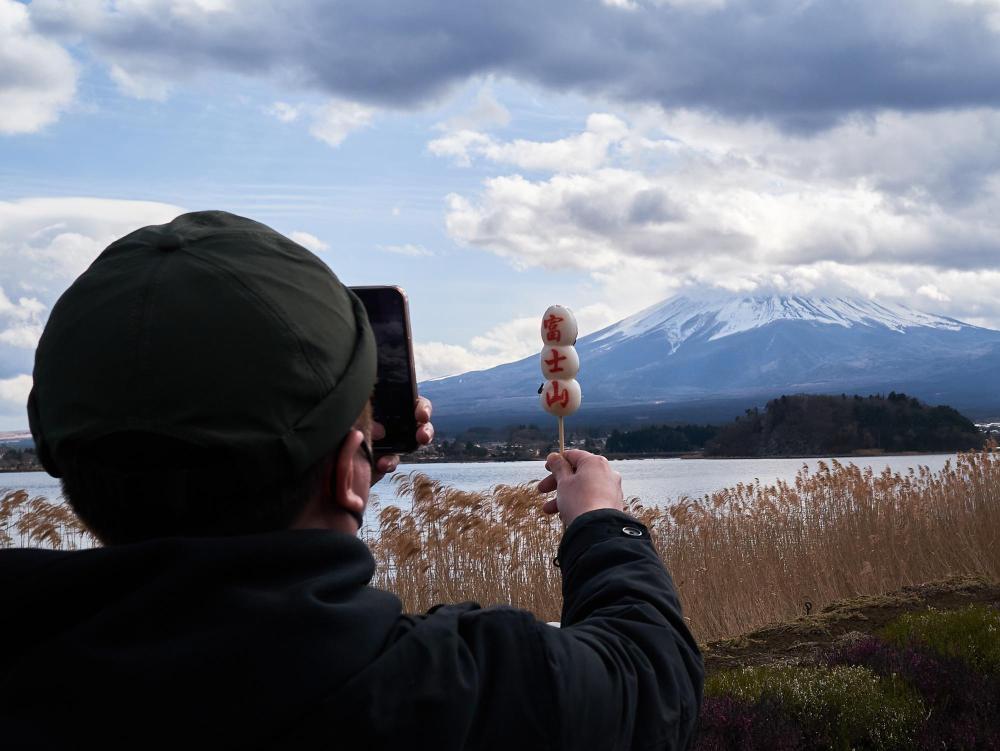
[1,453,960,510]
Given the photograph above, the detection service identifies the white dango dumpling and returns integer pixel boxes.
[540,378,582,417]
[539,345,580,379]
[540,305,578,346]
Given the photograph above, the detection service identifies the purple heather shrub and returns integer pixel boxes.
[919,715,1000,751]
[706,663,923,750]
[694,695,805,751]
[883,605,1000,676]
[827,636,1000,750]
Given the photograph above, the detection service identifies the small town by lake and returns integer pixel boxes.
[1,453,962,512]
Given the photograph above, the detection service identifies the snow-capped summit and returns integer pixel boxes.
[420,292,1000,429]
[591,294,968,353]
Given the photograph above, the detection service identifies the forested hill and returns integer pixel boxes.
[605,424,718,455]
[705,392,984,457]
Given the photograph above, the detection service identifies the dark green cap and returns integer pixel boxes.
[28,210,377,483]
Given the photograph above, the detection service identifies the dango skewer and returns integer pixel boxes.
[539,305,581,454]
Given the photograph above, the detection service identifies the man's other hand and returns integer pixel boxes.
[370,396,434,485]
[538,450,624,526]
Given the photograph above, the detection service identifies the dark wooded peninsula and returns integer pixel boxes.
[603,393,985,458]
[605,424,718,455]
[704,392,984,457]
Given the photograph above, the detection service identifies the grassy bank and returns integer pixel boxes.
[697,597,1000,749]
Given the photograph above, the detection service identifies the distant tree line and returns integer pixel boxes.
[0,446,40,471]
[705,392,984,457]
[604,424,718,455]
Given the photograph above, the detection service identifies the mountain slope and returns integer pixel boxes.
[420,294,1000,429]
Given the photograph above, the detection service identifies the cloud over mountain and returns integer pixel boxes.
[437,108,1000,329]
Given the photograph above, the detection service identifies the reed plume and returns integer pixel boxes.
[1,489,94,550]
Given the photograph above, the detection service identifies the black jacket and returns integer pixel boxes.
[0,509,702,750]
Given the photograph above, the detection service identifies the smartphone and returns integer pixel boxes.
[349,285,419,454]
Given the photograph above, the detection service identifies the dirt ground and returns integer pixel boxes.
[701,575,1000,675]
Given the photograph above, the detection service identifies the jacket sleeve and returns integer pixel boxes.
[538,508,703,750]
[358,508,703,750]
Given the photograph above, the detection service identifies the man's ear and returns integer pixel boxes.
[332,429,367,522]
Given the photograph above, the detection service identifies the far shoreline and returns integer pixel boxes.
[399,448,972,464]
[1,449,979,475]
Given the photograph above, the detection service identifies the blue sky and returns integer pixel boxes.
[3,0,1000,429]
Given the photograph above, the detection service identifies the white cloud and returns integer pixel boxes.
[427,130,492,168]
[442,83,511,131]
[0,0,77,133]
[949,0,1000,32]
[0,289,45,321]
[0,287,45,350]
[414,342,479,382]
[267,101,301,123]
[0,374,32,417]
[289,231,329,253]
[651,0,728,8]
[605,0,726,8]
[437,108,1000,329]
[445,170,670,273]
[917,284,951,303]
[429,113,631,172]
[0,325,43,349]
[467,315,540,365]
[378,243,433,258]
[109,62,171,101]
[467,303,618,360]
[175,0,236,14]
[838,266,1000,327]
[602,0,639,9]
[309,100,374,148]
[265,99,371,146]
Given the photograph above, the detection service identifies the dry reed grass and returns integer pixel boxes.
[367,451,1000,642]
[4,450,998,643]
[364,475,565,617]
[0,489,94,550]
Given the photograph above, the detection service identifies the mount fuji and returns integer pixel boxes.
[420,294,1000,430]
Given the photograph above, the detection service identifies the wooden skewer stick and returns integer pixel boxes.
[558,416,565,455]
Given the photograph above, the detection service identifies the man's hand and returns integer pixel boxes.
[538,450,624,526]
[370,396,434,486]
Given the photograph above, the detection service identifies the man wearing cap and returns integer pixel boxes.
[1,211,702,749]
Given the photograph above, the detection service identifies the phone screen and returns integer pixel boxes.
[350,286,419,454]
